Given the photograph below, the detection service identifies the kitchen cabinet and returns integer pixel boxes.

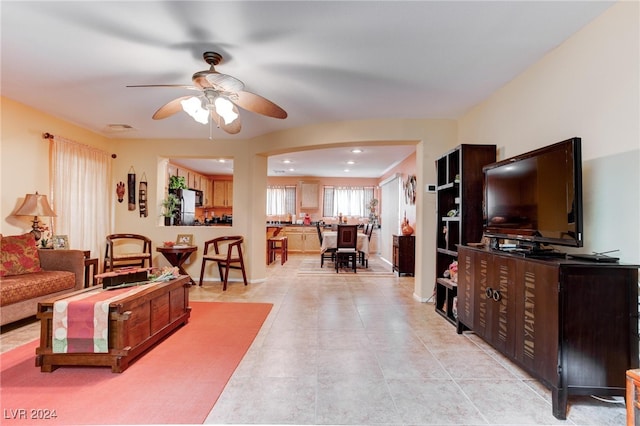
[212,180,233,208]
[168,162,207,192]
[284,226,320,253]
[188,172,201,190]
[300,181,319,209]
[457,245,639,419]
[202,178,211,207]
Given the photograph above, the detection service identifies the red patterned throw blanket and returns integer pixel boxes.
[52,285,152,353]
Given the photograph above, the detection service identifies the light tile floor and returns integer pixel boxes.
[0,254,627,425]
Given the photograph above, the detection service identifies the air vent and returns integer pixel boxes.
[105,124,135,132]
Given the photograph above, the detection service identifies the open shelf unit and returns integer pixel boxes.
[434,144,496,325]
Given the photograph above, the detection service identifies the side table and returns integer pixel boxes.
[82,250,98,288]
[392,234,415,276]
[156,245,198,285]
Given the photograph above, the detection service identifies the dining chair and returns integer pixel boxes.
[199,235,248,290]
[366,223,374,240]
[103,233,152,272]
[335,224,358,273]
[359,224,374,267]
[317,222,335,267]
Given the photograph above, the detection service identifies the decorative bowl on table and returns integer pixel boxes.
[163,241,175,247]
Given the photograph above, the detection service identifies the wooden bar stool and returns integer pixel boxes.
[267,235,288,265]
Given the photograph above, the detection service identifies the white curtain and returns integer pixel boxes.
[266,185,296,215]
[266,185,286,215]
[324,186,374,217]
[49,137,111,264]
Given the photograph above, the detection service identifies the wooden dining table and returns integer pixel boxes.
[320,231,370,264]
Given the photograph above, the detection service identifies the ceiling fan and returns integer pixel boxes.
[127,52,287,135]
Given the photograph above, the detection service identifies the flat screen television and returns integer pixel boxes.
[483,137,583,250]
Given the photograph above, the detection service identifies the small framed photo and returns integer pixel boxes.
[52,235,69,250]
[176,234,193,246]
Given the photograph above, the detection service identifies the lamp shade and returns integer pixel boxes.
[15,192,56,217]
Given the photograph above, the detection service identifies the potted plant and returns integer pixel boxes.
[169,175,187,190]
[367,198,379,225]
[161,193,179,226]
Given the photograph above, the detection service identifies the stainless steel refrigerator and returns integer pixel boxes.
[178,189,196,226]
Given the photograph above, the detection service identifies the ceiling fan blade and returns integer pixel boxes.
[152,96,193,120]
[204,72,245,92]
[192,76,212,89]
[127,84,201,91]
[235,91,287,119]
[210,105,242,134]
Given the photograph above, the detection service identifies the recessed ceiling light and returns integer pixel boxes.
[351,149,363,154]
[218,159,226,163]
[346,160,355,165]
[282,159,292,164]
[344,169,351,172]
[288,168,295,172]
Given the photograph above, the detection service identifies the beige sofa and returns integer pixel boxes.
[1,249,85,327]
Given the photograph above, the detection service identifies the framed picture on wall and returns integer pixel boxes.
[176,234,193,246]
[52,235,69,250]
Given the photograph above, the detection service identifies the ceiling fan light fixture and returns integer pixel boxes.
[181,96,209,124]
[214,96,239,125]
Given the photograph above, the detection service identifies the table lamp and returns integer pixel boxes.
[14,192,56,240]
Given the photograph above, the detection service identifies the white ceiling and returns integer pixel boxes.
[1,1,613,177]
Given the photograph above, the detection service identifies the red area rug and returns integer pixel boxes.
[0,301,272,425]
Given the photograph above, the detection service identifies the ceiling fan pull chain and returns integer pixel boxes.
[209,111,220,140]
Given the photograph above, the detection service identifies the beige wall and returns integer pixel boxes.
[458,1,639,263]
[1,97,112,235]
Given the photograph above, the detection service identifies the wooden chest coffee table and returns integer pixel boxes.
[36,275,190,373]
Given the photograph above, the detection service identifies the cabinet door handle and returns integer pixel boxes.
[485,287,493,299]
[492,289,501,302]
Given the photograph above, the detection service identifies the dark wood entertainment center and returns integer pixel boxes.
[456,245,639,419]
[434,144,497,323]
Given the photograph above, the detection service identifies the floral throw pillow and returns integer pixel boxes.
[0,233,42,277]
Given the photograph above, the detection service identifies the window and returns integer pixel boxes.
[49,136,111,260]
[266,185,296,215]
[323,186,375,217]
